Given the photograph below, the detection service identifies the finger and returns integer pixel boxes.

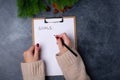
[60,33,70,44]
[28,45,35,52]
[62,33,69,40]
[34,43,40,58]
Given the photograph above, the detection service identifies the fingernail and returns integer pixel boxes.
[56,36,59,39]
[36,43,39,47]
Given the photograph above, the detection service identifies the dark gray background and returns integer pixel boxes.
[0,0,120,80]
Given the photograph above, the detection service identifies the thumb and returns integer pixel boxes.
[28,45,35,52]
[57,38,63,50]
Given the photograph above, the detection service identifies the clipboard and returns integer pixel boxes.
[32,16,77,76]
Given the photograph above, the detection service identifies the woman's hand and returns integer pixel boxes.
[55,33,72,55]
[23,44,40,63]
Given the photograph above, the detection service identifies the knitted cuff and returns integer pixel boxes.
[21,60,45,80]
[56,48,81,69]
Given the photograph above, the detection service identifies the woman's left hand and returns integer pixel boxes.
[23,44,40,63]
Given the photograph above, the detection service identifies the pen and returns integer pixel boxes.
[55,36,77,57]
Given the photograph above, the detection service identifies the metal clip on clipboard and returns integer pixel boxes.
[44,17,63,23]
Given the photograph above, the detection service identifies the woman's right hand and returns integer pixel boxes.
[55,33,72,56]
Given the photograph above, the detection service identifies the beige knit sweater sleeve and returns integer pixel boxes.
[21,48,90,80]
[56,48,90,80]
[21,60,45,80]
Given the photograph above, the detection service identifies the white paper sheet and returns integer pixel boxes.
[33,17,76,76]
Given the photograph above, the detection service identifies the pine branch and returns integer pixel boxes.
[17,0,79,18]
[17,0,47,18]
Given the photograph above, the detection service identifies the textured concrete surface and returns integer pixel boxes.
[0,0,120,80]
